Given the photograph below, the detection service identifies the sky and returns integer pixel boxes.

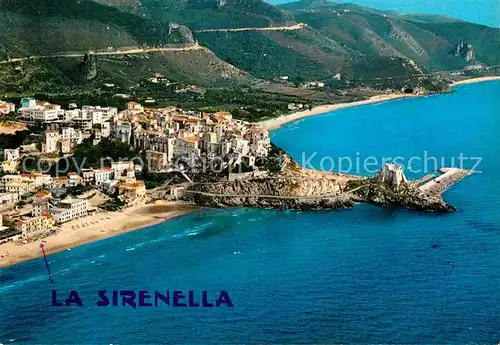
[267,0,500,28]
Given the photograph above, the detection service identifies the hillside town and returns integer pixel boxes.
[0,97,271,245]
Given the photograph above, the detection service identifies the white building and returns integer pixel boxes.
[0,192,19,204]
[174,137,201,158]
[50,198,88,223]
[68,172,80,187]
[111,161,134,178]
[32,200,49,217]
[3,148,20,162]
[91,111,103,125]
[231,137,250,155]
[115,123,132,144]
[19,103,62,123]
[94,169,114,186]
[82,105,117,121]
[5,181,35,195]
[61,109,79,122]
[49,208,73,224]
[43,130,61,154]
[101,122,111,138]
[61,127,83,144]
[71,118,93,131]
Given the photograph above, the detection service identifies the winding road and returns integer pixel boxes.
[194,23,306,33]
[0,24,307,65]
[183,189,341,200]
[0,44,206,65]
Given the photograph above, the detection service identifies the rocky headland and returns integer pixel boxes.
[183,161,466,213]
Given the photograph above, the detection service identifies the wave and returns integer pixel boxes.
[171,221,215,239]
[0,274,46,293]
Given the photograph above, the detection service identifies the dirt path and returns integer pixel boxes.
[0,44,206,64]
[194,23,306,33]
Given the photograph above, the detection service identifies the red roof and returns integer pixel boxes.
[35,190,51,196]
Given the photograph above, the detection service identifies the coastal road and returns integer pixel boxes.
[0,44,206,65]
[183,189,341,200]
[0,24,307,64]
[194,23,306,33]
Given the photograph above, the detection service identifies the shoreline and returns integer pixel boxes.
[449,76,500,86]
[0,201,198,268]
[259,93,422,131]
[260,76,500,131]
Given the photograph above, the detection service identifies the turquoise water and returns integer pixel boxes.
[269,0,500,28]
[1,81,500,343]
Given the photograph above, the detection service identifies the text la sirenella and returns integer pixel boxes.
[51,290,234,308]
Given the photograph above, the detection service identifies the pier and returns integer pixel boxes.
[418,168,472,195]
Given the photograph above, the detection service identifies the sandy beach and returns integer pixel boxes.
[449,75,500,86]
[260,76,500,131]
[0,201,197,268]
[259,93,420,131]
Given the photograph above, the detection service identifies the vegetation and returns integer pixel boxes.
[104,198,126,211]
[66,185,94,196]
[71,138,142,169]
[15,138,144,176]
[0,0,189,60]
[137,172,173,190]
[195,31,333,81]
[263,143,287,173]
[109,0,291,30]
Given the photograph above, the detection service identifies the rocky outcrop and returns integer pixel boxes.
[350,182,455,212]
[79,53,97,80]
[188,176,342,197]
[184,174,455,213]
[187,193,355,211]
[453,41,475,62]
[168,23,196,44]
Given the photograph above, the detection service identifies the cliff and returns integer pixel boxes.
[79,53,98,80]
[183,166,456,213]
[453,41,476,62]
[187,192,355,211]
[348,180,455,212]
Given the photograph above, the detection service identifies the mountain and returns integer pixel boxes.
[90,0,500,81]
[0,0,499,110]
[97,0,295,29]
[278,0,500,71]
[0,0,182,60]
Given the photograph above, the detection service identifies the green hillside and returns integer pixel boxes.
[279,0,500,71]
[111,0,294,29]
[0,0,184,59]
[90,0,500,82]
[0,50,255,95]
[0,0,499,107]
[195,27,349,80]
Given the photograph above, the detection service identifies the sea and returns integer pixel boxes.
[1,81,499,344]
